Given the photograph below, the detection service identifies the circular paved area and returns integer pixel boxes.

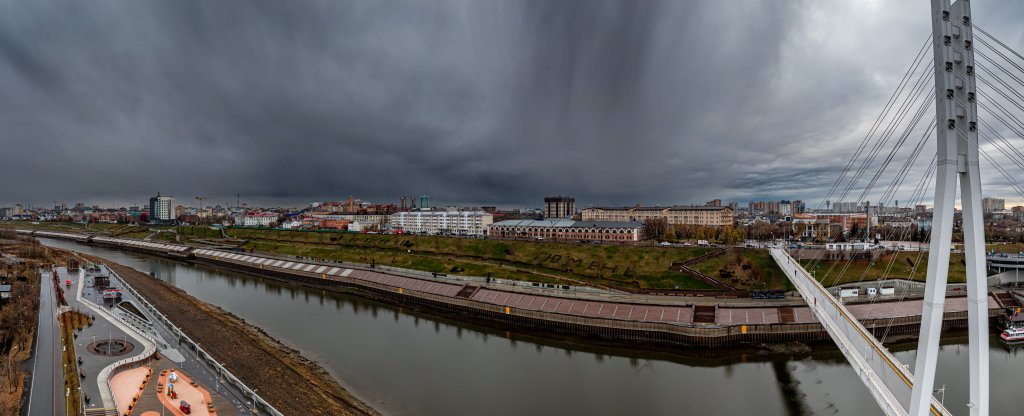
[85,339,136,356]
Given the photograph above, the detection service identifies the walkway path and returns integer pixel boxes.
[28,269,65,416]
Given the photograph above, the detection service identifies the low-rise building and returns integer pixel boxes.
[390,210,492,236]
[581,205,733,226]
[488,219,642,242]
[306,213,390,229]
[235,212,279,227]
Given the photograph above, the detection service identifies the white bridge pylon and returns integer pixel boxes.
[771,249,950,416]
[912,1,989,416]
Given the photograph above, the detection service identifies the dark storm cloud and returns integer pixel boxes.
[2,0,1024,209]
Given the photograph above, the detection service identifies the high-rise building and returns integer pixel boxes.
[748,201,781,215]
[544,196,575,219]
[982,197,1005,214]
[149,193,175,222]
[779,200,793,216]
[792,200,806,214]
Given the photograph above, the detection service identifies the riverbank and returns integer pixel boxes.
[66,250,379,416]
[30,230,1013,350]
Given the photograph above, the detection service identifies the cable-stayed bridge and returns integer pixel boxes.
[765,1,1024,415]
[773,249,949,416]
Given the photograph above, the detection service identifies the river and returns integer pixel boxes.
[40,238,1024,415]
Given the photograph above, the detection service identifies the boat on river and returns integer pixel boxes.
[1001,327,1024,342]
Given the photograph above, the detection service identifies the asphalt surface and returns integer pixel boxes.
[28,269,65,416]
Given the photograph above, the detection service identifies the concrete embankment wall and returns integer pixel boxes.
[195,257,832,347]
[29,230,983,348]
[190,255,981,347]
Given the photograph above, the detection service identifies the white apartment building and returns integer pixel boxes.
[149,193,175,222]
[390,210,493,236]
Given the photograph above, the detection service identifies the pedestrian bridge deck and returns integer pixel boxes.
[770,248,950,416]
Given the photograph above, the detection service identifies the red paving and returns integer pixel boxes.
[193,249,1001,327]
[845,296,998,320]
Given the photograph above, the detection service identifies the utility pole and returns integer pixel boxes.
[910,1,987,415]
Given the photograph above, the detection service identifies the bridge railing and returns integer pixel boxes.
[772,248,951,416]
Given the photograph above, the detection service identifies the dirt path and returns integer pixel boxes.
[72,252,378,416]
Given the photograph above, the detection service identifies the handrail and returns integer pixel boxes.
[773,249,949,416]
[104,265,285,416]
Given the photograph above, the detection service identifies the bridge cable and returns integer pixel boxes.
[817,35,933,211]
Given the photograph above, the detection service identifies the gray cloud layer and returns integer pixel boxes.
[2,1,1024,209]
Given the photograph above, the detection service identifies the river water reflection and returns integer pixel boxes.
[40,238,1024,415]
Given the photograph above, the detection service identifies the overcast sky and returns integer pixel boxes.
[3,0,1024,210]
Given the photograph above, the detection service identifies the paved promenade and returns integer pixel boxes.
[28,269,65,416]
[199,249,1001,329]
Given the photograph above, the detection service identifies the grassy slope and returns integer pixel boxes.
[690,249,793,291]
[224,228,722,290]
[800,251,985,287]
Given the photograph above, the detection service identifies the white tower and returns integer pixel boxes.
[910,1,988,415]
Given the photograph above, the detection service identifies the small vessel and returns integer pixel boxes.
[1001,327,1024,342]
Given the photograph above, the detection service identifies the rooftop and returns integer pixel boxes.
[584,205,732,211]
[491,219,641,228]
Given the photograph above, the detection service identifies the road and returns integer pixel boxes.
[28,269,66,416]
